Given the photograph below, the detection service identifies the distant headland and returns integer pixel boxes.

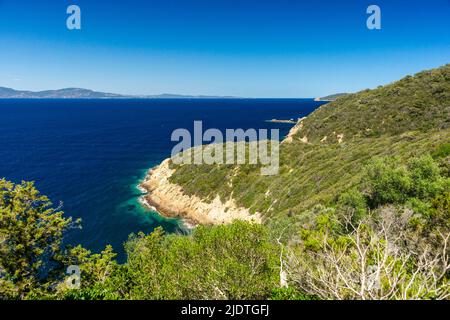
[314,93,348,102]
[0,87,239,99]
[265,118,297,124]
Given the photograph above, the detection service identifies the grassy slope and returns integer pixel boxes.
[169,64,450,222]
[301,64,450,144]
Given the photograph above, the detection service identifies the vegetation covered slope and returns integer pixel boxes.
[302,64,450,143]
[169,64,450,221]
[0,180,280,300]
[1,64,449,300]
[3,153,449,300]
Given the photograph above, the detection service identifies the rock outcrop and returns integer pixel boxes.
[139,159,261,226]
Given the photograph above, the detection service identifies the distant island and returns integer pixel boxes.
[0,87,239,99]
[265,118,297,124]
[314,93,348,101]
[0,86,351,101]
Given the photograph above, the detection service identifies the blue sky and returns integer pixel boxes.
[0,0,449,97]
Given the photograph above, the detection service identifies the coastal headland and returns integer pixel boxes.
[138,159,262,226]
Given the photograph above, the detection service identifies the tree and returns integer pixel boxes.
[363,155,447,208]
[118,221,280,299]
[0,179,76,299]
[55,245,118,300]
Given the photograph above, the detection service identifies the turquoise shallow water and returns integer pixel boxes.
[0,98,323,260]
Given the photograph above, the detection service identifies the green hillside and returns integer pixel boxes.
[169,64,450,221]
[302,65,450,144]
[2,64,449,300]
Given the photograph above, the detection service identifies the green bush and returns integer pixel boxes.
[114,221,280,300]
[408,155,446,199]
[270,287,317,300]
[363,157,412,206]
[337,188,368,226]
[0,179,75,299]
[432,143,450,159]
[363,155,447,208]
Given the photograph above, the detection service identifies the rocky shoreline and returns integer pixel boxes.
[138,159,262,226]
[265,118,296,124]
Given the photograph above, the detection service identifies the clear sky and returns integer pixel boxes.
[0,0,449,97]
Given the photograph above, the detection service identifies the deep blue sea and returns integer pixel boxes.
[0,99,322,259]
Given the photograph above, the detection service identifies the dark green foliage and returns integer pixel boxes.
[430,192,450,227]
[336,188,368,226]
[56,245,118,300]
[0,179,119,300]
[363,157,411,205]
[363,155,448,208]
[432,143,450,159]
[0,179,280,300]
[270,287,317,300]
[112,222,279,300]
[349,155,449,236]
[0,179,75,299]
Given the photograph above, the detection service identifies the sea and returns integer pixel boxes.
[0,98,323,260]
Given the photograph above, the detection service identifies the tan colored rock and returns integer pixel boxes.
[299,136,309,143]
[282,117,306,144]
[139,159,261,226]
[337,133,344,143]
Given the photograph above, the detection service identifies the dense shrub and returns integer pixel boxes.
[285,205,450,300]
[116,222,279,300]
[0,179,75,299]
[363,155,447,208]
[283,154,450,300]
